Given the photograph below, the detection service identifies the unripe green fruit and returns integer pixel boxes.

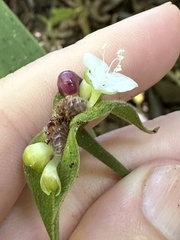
[23,142,53,172]
[40,156,61,196]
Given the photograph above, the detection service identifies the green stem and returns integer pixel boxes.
[76,128,130,177]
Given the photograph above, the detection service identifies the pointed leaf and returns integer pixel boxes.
[71,100,159,133]
[111,103,159,133]
[77,128,130,177]
[72,100,158,178]
[24,166,60,240]
[57,125,80,197]
[24,125,80,240]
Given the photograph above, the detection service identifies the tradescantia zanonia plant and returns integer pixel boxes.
[23,47,158,240]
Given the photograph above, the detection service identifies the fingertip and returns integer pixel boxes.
[143,165,180,240]
[71,161,180,239]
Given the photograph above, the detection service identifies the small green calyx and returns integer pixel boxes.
[79,78,92,101]
[40,156,61,196]
[83,69,92,85]
[79,70,102,108]
[23,142,53,172]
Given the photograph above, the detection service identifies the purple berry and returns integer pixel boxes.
[57,70,82,96]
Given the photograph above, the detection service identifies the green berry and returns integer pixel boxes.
[23,142,53,172]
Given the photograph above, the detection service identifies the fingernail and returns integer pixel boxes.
[143,165,180,240]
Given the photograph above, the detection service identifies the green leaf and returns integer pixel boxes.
[77,128,130,177]
[50,7,74,26]
[57,125,80,199]
[71,100,159,134]
[0,1,45,78]
[39,7,74,30]
[31,130,46,144]
[52,93,64,116]
[24,167,59,240]
[24,124,80,240]
[73,100,158,178]
[111,103,159,133]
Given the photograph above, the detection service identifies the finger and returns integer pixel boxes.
[96,111,180,169]
[1,3,180,138]
[70,161,180,240]
[0,187,50,240]
[1,111,180,239]
[0,3,179,223]
[62,111,180,239]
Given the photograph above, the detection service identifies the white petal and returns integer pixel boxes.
[83,53,108,72]
[104,72,138,92]
[88,71,138,93]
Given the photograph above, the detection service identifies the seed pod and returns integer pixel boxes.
[57,70,82,96]
[23,142,53,172]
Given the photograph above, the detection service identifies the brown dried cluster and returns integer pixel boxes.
[44,95,87,155]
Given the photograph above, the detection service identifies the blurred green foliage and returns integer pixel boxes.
[39,7,75,31]
[0,0,45,78]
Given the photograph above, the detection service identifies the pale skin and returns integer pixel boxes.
[0,3,180,240]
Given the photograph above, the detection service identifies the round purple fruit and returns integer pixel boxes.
[57,70,82,96]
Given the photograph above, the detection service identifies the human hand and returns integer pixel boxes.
[0,3,179,239]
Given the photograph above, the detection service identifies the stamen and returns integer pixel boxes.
[117,49,125,58]
[107,57,119,73]
[107,48,125,73]
[113,49,125,73]
[113,64,122,72]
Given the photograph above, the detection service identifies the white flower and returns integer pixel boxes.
[83,49,138,94]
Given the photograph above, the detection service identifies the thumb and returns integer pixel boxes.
[70,161,180,239]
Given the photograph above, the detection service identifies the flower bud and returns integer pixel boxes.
[40,156,61,196]
[57,70,82,96]
[23,142,53,172]
[79,78,92,101]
